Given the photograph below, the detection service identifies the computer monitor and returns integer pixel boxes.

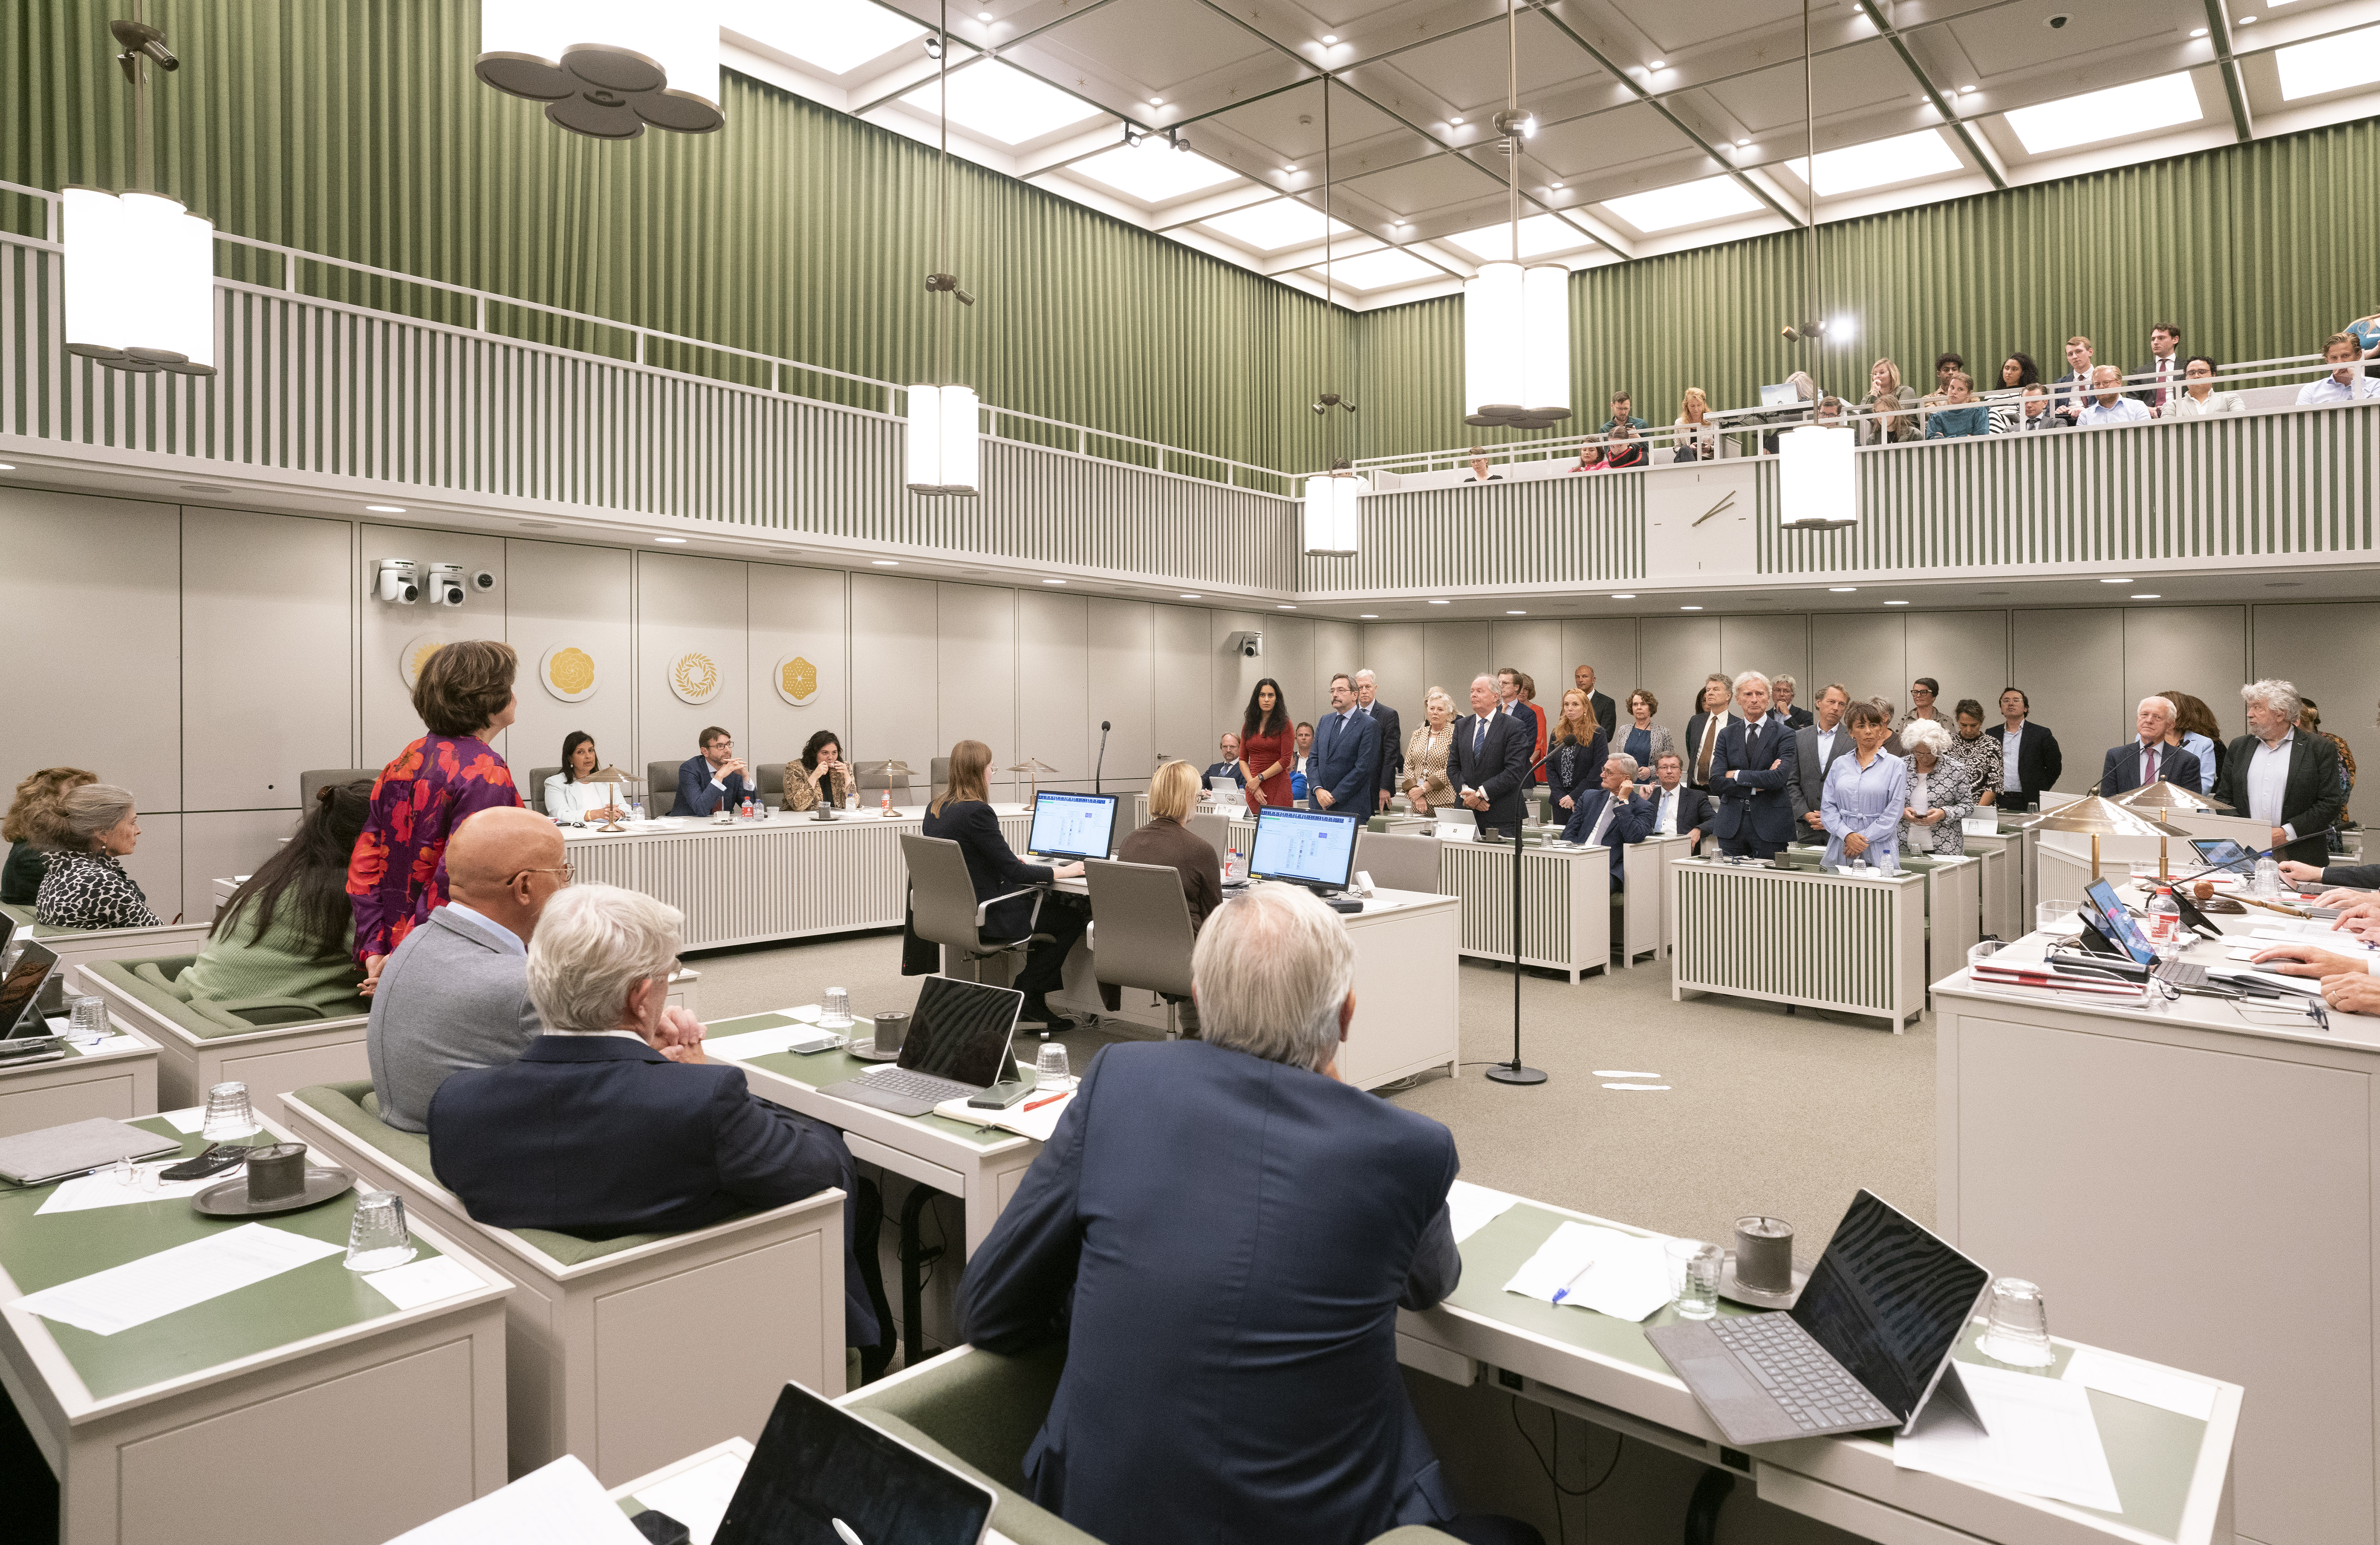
[715,1380,996,1545]
[2081,877,2159,967]
[0,941,58,1040]
[1788,1189,1993,1431]
[897,976,1023,1086]
[2188,837,2260,877]
[1026,790,1119,861]
[1759,382,1797,407]
[1247,806,1360,892]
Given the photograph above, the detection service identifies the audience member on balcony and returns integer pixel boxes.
[1922,371,1990,439]
[2297,334,2380,405]
[1603,422,1647,468]
[1566,436,1608,472]
[2016,381,2061,431]
[1673,387,1718,462]
[2130,323,2185,416]
[1813,396,1848,428]
[1600,391,1647,434]
[1856,358,1920,445]
[2159,690,2224,794]
[2348,310,2380,368]
[2050,335,2096,425]
[2167,356,2245,418]
[1987,353,2040,433]
[1917,352,1964,426]
[1461,446,1505,483]
[2077,365,2151,426]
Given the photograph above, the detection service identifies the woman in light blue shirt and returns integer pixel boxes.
[1821,702,1908,869]
[544,731,626,822]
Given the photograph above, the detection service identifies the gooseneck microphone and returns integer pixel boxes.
[1095,720,1111,795]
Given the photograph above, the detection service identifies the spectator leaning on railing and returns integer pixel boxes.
[1922,371,1990,439]
[2298,334,2380,405]
[1857,358,1920,445]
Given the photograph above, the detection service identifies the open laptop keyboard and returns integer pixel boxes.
[1709,1314,1896,1432]
[852,1068,979,1105]
[2153,959,2208,989]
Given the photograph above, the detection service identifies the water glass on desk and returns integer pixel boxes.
[1977,1277,2055,1367]
[344,1190,416,1273]
[65,992,109,1045]
[1665,1239,1723,1320]
[1034,1038,1072,1090]
[2036,899,2082,937]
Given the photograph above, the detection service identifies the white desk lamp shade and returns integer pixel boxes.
[63,189,217,373]
[906,383,981,495]
[1302,472,1367,555]
[1778,425,1858,529]
[1463,260,1571,419]
[478,0,723,133]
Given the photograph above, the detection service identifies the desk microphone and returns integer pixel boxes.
[1095,720,1110,795]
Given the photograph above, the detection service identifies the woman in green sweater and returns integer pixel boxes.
[184,780,374,1009]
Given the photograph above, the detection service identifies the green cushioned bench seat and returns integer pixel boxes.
[86,955,371,1037]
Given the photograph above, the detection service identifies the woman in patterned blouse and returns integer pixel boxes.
[34,784,160,929]
[346,639,523,993]
[1939,699,2005,811]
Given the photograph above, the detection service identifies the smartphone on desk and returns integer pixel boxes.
[967,1078,1034,1110]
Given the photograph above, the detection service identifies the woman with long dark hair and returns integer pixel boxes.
[1237,677,1294,812]
[184,780,374,1008]
[543,731,625,823]
[783,728,855,811]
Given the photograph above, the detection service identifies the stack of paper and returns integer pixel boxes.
[11,1223,344,1335]
[1446,1180,1517,1243]
[1893,1362,2121,1512]
[36,1164,222,1215]
[1503,1221,1675,1322]
[387,1455,647,1544]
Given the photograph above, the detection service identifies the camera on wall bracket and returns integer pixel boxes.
[1226,630,1263,659]
[375,559,419,604]
[426,563,468,607]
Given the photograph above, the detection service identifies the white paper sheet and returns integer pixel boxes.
[363,1253,488,1313]
[160,1107,206,1134]
[1503,1221,1676,1322]
[704,1025,811,1061]
[632,1451,749,1545]
[1602,1083,1672,1091]
[1593,1070,1660,1078]
[933,1088,1075,1142]
[387,1454,649,1545]
[69,1033,143,1057]
[35,1163,220,1215]
[1446,1180,1517,1243]
[2061,1347,2218,1421]
[10,1222,344,1336]
[1893,1363,2122,1512]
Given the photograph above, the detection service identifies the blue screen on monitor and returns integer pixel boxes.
[1248,807,1360,889]
[1027,792,1118,860]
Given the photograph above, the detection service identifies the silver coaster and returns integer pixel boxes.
[1719,1256,1808,1311]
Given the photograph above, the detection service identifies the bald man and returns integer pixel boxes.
[366,806,570,1133]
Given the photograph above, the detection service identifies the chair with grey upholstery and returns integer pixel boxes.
[299,767,381,806]
[757,762,787,803]
[902,833,1042,986]
[931,756,951,805]
[1184,812,1233,861]
[523,766,562,814]
[1082,859,1197,1039]
[1354,831,1442,896]
[646,760,682,812]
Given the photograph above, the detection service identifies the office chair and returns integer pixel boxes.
[756,762,787,803]
[901,834,1044,988]
[646,760,684,812]
[1353,831,1443,896]
[1083,859,1197,1039]
[523,766,561,814]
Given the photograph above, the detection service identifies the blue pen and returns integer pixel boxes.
[1550,1258,1596,1305]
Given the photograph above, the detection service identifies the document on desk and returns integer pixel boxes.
[933,1088,1074,1142]
[10,1222,343,1336]
[2061,1347,2218,1421]
[35,1163,221,1215]
[632,1451,747,1545]
[1446,1180,1517,1243]
[1892,1362,2121,1512]
[363,1254,489,1313]
[387,1454,647,1544]
[1503,1221,1674,1322]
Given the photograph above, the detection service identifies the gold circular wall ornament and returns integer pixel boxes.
[669,649,724,705]
[775,654,820,707]
[399,635,444,689]
[539,644,599,703]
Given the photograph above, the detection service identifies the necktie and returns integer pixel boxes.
[1696,716,1718,784]
[1473,718,1486,758]
[2145,744,2159,785]
[1659,792,1674,832]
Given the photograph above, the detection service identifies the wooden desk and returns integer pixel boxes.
[0,1021,158,1138]
[0,1111,510,1545]
[1671,858,1929,1029]
[1622,835,1691,966]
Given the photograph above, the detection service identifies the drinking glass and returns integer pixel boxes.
[344,1189,417,1272]
[1034,1039,1072,1089]
[199,1081,259,1144]
[1978,1276,2055,1366]
[1680,1244,1725,1320]
[2037,899,2082,936]
[1967,939,2003,971]
[66,992,109,1045]
[2252,857,2282,898]
[818,987,854,1030]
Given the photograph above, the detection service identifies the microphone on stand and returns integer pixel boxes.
[1484,742,1560,1088]
[1095,721,1111,795]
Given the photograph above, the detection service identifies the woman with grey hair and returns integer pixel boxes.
[1402,687,1459,814]
[1898,719,1974,857]
[34,784,160,929]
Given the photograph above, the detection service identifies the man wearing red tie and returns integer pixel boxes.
[2130,323,2184,418]
[2098,696,2202,796]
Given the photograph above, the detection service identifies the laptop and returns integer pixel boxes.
[2187,837,2261,878]
[2069,877,2209,989]
[1758,382,1798,407]
[1646,1189,1991,1447]
[1026,790,1119,861]
[0,1115,182,1187]
[817,976,1023,1118]
[714,1381,996,1545]
[0,939,68,1067]
[1247,805,1361,903]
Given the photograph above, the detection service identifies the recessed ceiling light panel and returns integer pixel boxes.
[1600,175,1763,233]
[1200,199,1354,251]
[899,60,1101,145]
[2004,73,2201,155]
[722,0,925,76]
[2277,25,2380,99]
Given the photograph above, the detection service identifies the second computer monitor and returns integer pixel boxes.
[1026,790,1119,861]
[1248,806,1360,892]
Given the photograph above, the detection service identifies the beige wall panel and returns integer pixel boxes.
[360,524,508,767]
[1490,621,1563,713]
[746,563,850,778]
[1719,615,1810,701]
[1150,604,1213,771]
[1360,623,1427,725]
[181,808,307,922]
[1210,609,1273,739]
[2253,602,2380,800]
[1811,613,1905,710]
[2014,608,2123,793]
[1638,616,1724,739]
[1906,611,2009,721]
[1269,617,1317,732]
[1017,591,1089,792]
[2123,606,2248,748]
[636,553,749,782]
[1560,619,1640,717]
[847,574,937,779]
[506,540,633,795]
[0,489,180,815]
[1086,600,1154,788]
[182,508,353,813]
[1423,622,1495,714]
[1310,620,1360,719]
[937,587,1016,789]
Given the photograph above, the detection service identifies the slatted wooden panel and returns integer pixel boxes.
[1672,863,1903,1016]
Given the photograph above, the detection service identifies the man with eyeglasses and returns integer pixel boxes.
[368,806,689,1131]
[670,725,754,817]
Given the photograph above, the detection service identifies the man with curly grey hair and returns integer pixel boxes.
[2214,678,2344,867]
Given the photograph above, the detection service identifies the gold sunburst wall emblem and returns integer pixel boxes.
[669,649,723,705]
[539,644,598,702]
[399,635,443,688]
[776,654,820,706]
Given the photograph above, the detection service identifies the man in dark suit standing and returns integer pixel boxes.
[1354,669,1403,814]
[1772,675,1816,730]
[431,883,878,1350]
[1644,752,1715,852]
[1788,683,1854,844]
[959,885,1533,1545]
[2100,696,2201,797]
[1985,687,2062,811]
[2049,335,2096,427]
[2214,679,2345,868]
[1561,753,1655,885]
[1571,664,1618,745]
[1450,674,1533,837]
[1711,672,1798,859]
[670,725,753,816]
[1308,673,1381,815]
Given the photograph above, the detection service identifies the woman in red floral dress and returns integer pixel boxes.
[347,640,524,993]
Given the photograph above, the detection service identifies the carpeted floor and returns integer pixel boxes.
[687,929,1935,1273]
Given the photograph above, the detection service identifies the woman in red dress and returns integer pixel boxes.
[1237,678,1295,813]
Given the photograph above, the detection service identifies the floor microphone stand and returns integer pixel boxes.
[1485,745,1558,1087]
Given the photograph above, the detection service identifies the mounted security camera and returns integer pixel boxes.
[426,563,468,607]
[109,19,179,73]
[375,559,419,604]
[1227,630,1264,659]
[471,569,497,592]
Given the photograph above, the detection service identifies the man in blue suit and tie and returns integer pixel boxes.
[669,725,753,816]
[1711,672,1799,859]
[1308,672,1381,814]
[1448,675,1535,837]
[2099,696,2201,797]
[1561,752,1654,884]
[959,884,1540,1545]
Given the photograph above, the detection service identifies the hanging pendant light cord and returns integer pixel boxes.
[1506,0,1520,260]
[129,0,152,195]
[1803,0,1817,348]
[1323,72,1336,469]
[937,0,951,391]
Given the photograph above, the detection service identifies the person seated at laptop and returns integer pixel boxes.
[366,806,569,1133]
[33,784,160,929]
[959,884,1540,1545]
[429,883,879,1348]
[922,739,1088,1031]
[180,780,372,1011]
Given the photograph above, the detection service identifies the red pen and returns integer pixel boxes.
[1023,1091,1071,1113]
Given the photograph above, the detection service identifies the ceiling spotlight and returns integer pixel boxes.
[1180,593,1202,600]
[1506,609,1527,615]
[1735,138,1750,146]
[1959,84,1976,94]
[872,559,901,566]
[2190,25,2209,35]
[2099,577,2133,584]
[654,536,688,544]
[1042,578,1067,584]
[1828,586,1857,592]
[2239,13,2256,21]
[1321,33,1337,44]
[1148,96,1162,106]
[1680,604,1703,611]
[1123,123,1147,147]
[1883,599,1910,606]
[1609,593,1634,599]
[1394,218,1409,227]
[978,8,993,18]
[1359,613,1379,619]
[1283,162,1298,171]
[1428,598,1450,605]
[1550,180,1564,189]
[1779,318,1827,342]
[365,504,407,512]
[1449,116,1464,126]
[2132,593,2161,599]
[1278,604,1296,610]
[1648,59,1665,70]
[923,33,942,58]
[0,464,14,472]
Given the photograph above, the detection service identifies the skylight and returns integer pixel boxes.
[1794,128,1964,196]
[1065,141,1245,203]
[1598,175,1763,233]
[722,0,925,78]
[899,59,1105,145]
[2276,25,2380,100]
[1314,250,1442,291]
[1444,213,1593,262]
[2002,73,2203,155]
[1199,199,1355,251]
